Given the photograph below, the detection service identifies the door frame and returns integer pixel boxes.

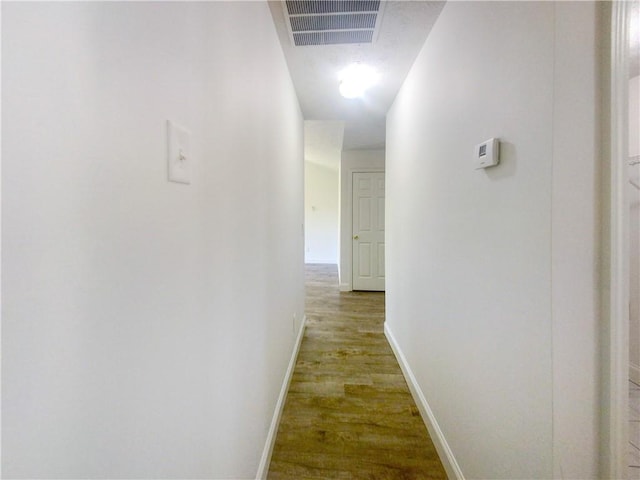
[605,1,631,477]
[339,167,384,291]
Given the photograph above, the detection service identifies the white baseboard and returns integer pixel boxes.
[384,323,464,480]
[339,283,350,292]
[255,314,307,480]
[631,363,640,385]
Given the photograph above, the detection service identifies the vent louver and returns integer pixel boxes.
[284,1,385,47]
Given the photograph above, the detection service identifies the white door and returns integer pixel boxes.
[352,172,385,291]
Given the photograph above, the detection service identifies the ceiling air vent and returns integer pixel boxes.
[284,0,386,47]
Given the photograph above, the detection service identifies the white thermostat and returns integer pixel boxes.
[473,138,500,169]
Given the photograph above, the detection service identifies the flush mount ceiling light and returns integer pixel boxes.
[338,63,380,99]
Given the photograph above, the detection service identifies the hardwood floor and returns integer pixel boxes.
[268,264,447,479]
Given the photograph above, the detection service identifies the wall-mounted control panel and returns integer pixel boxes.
[167,120,191,184]
[473,138,500,169]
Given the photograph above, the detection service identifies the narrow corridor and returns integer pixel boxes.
[268,264,446,479]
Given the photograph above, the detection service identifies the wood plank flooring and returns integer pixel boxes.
[268,264,447,480]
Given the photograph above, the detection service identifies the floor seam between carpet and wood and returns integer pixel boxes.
[267,264,447,480]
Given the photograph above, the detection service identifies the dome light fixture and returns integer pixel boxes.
[338,63,379,99]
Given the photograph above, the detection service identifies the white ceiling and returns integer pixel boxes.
[269,0,445,151]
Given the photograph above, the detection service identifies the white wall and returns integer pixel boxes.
[305,161,339,264]
[338,149,385,290]
[1,3,304,478]
[386,2,601,478]
[630,76,640,159]
[630,75,640,382]
[550,4,601,476]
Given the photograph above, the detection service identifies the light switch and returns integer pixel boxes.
[167,120,191,184]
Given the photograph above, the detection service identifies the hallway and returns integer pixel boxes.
[268,264,446,479]
[1,2,612,478]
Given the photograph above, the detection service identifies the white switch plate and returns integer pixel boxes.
[167,120,191,184]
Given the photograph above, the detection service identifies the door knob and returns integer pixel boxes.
[353,235,359,240]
